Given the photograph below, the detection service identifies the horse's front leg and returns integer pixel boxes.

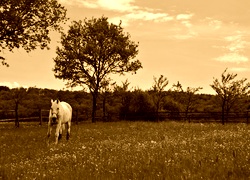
[47,119,52,144]
[58,125,63,141]
[55,122,61,144]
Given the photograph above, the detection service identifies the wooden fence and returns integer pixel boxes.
[0,109,250,124]
[0,109,88,124]
[119,111,250,123]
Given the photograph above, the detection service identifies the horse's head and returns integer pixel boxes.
[50,99,60,124]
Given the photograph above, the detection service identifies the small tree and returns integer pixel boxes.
[172,81,202,120]
[184,87,202,120]
[151,75,169,120]
[172,81,183,92]
[114,79,131,120]
[10,88,28,127]
[130,89,154,120]
[210,69,250,124]
[53,17,142,122]
[0,0,67,66]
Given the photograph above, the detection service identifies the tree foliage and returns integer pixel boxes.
[0,0,67,66]
[114,80,132,120]
[53,16,142,122]
[151,75,169,118]
[184,87,202,119]
[210,69,250,124]
[172,81,202,120]
[10,87,28,127]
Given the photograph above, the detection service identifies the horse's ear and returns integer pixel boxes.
[51,99,53,103]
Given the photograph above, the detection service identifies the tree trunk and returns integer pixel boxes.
[102,96,106,121]
[39,108,42,126]
[91,93,98,123]
[247,111,249,124]
[185,106,189,121]
[221,100,225,125]
[225,108,229,123]
[156,100,160,122]
[225,102,230,123]
[15,102,19,127]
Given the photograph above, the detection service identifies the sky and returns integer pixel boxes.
[1,0,250,94]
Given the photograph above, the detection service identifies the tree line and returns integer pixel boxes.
[1,69,250,126]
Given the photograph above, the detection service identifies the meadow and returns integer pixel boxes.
[0,121,250,180]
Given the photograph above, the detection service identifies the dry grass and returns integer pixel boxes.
[0,121,250,179]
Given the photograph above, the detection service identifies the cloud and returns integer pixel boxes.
[0,82,28,89]
[225,33,247,53]
[180,20,192,28]
[175,13,194,28]
[64,0,138,13]
[80,1,99,8]
[214,31,249,64]
[176,13,194,20]
[109,10,174,26]
[214,53,248,64]
[97,0,137,12]
[126,10,172,22]
[169,13,196,40]
[203,17,222,30]
[60,0,197,40]
[209,20,222,30]
[61,0,175,26]
[228,67,250,72]
[59,0,135,11]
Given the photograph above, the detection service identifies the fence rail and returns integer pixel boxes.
[0,117,40,122]
[0,109,250,124]
[120,111,250,123]
[0,109,87,124]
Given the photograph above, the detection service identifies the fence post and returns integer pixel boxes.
[247,111,249,124]
[39,108,42,125]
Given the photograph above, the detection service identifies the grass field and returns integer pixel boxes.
[0,121,250,179]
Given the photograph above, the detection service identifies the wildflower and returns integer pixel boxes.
[181,140,187,145]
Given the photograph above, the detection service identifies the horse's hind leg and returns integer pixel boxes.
[58,133,62,141]
[66,122,71,140]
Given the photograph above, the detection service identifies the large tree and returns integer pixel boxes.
[0,0,67,66]
[210,69,250,124]
[53,17,142,122]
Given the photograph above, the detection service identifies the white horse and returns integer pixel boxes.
[47,99,72,144]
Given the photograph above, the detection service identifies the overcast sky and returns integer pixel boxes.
[1,0,250,94]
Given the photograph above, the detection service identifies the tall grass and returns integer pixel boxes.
[0,121,250,179]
